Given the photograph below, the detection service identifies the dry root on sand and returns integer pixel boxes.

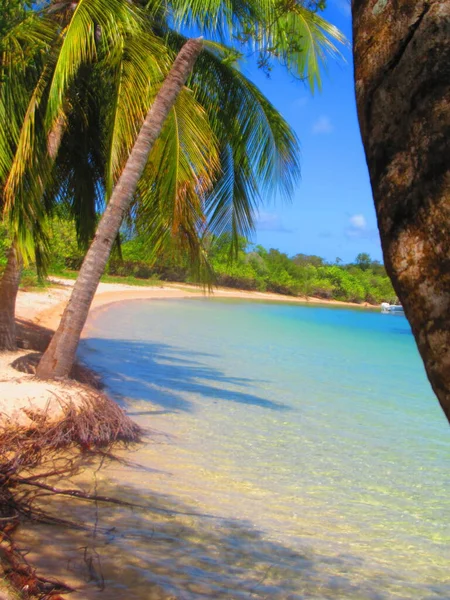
[0,380,143,596]
[0,376,142,517]
[0,320,144,597]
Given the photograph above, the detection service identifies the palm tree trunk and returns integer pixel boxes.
[36,38,203,379]
[48,112,66,160]
[352,0,450,423]
[0,242,22,351]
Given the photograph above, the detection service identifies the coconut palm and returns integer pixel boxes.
[0,7,58,349]
[36,38,208,377]
[352,0,450,423]
[0,0,161,349]
[1,0,344,373]
[36,0,344,378]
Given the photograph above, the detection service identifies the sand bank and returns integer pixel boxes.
[1,278,181,430]
[0,350,97,428]
[26,277,374,333]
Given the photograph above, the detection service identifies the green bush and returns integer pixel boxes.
[47,219,85,272]
[0,223,11,266]
[12,221,395,305]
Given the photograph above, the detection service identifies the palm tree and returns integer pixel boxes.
[0,0,156,349]
[34,0,344,378]
[36,38,205,377]
[352,0,450,424]
[0,0,344,373]
[0,7,57,350]
[0,246,22,350]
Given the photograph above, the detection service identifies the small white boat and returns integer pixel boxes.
[381,302,404,314]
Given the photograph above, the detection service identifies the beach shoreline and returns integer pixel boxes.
[3,279,446,600]
[4,273,374,437]
[1,277,377,478]
[0,279,377,598]
[19,277,376,335]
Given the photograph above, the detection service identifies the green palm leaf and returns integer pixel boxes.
[45,0,143,130]
[162,0,345,90]
[1,0,346,274]
[101,32,168,197]
[132,86,220,282]
[1,0,148,261]
[187,39,300,253]
[269,6,346,91]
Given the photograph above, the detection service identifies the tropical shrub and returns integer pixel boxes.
[37,225,396,304]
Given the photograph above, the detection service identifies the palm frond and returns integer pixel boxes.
[132,87,220,284]
[0,11,55,68]
[159,0,345,91]
[101,31,168,197]
[161,0,269,42]
[267,6,347,91]
[186,39,300,253]
[2,0,148,261]
[2,61,55,261]
[45,0,144,131]
[0,12,55,187]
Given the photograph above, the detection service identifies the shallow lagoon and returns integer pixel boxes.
[18,299,450,598]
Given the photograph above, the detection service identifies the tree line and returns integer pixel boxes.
[2,218,396,305]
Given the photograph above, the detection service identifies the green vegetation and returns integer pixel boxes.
[5,220,395,304]
[207,239,396,304]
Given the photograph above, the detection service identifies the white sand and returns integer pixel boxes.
[1,279,195,428]
[0,350,94,428]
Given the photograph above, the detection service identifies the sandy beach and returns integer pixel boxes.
[2,279,446,600]
[0,278,372,428]
[19,277,374,332]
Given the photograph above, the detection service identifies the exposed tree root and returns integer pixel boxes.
[0,387,142,524]
[16,478,142,509]
[0,319,144,597]
[0,398,142,597]
[0,531,75,599]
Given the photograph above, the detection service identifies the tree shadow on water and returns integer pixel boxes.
[80,337,289,413]
[16,475,433,600]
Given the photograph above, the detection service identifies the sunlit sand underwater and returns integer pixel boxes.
[17,299,450,598]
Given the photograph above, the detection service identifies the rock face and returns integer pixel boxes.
[352,0,450,422]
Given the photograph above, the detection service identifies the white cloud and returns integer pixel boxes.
[349,214,367,230]
[256,212,292,233]
[345,214,378,240]
[312,116,334,134]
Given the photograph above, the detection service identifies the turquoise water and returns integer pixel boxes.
[23,299,450,599]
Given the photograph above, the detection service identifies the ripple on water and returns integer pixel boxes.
[16,299,450,599]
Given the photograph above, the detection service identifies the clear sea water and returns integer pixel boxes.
[19,299,450,599]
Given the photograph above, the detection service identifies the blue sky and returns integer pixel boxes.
[243,0,383,263]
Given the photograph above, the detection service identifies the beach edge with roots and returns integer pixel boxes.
[0,318,142,598]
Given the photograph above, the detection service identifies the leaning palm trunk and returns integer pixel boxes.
[0,242,22,351]
[352,1,450,423]
[36,38,203,379]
